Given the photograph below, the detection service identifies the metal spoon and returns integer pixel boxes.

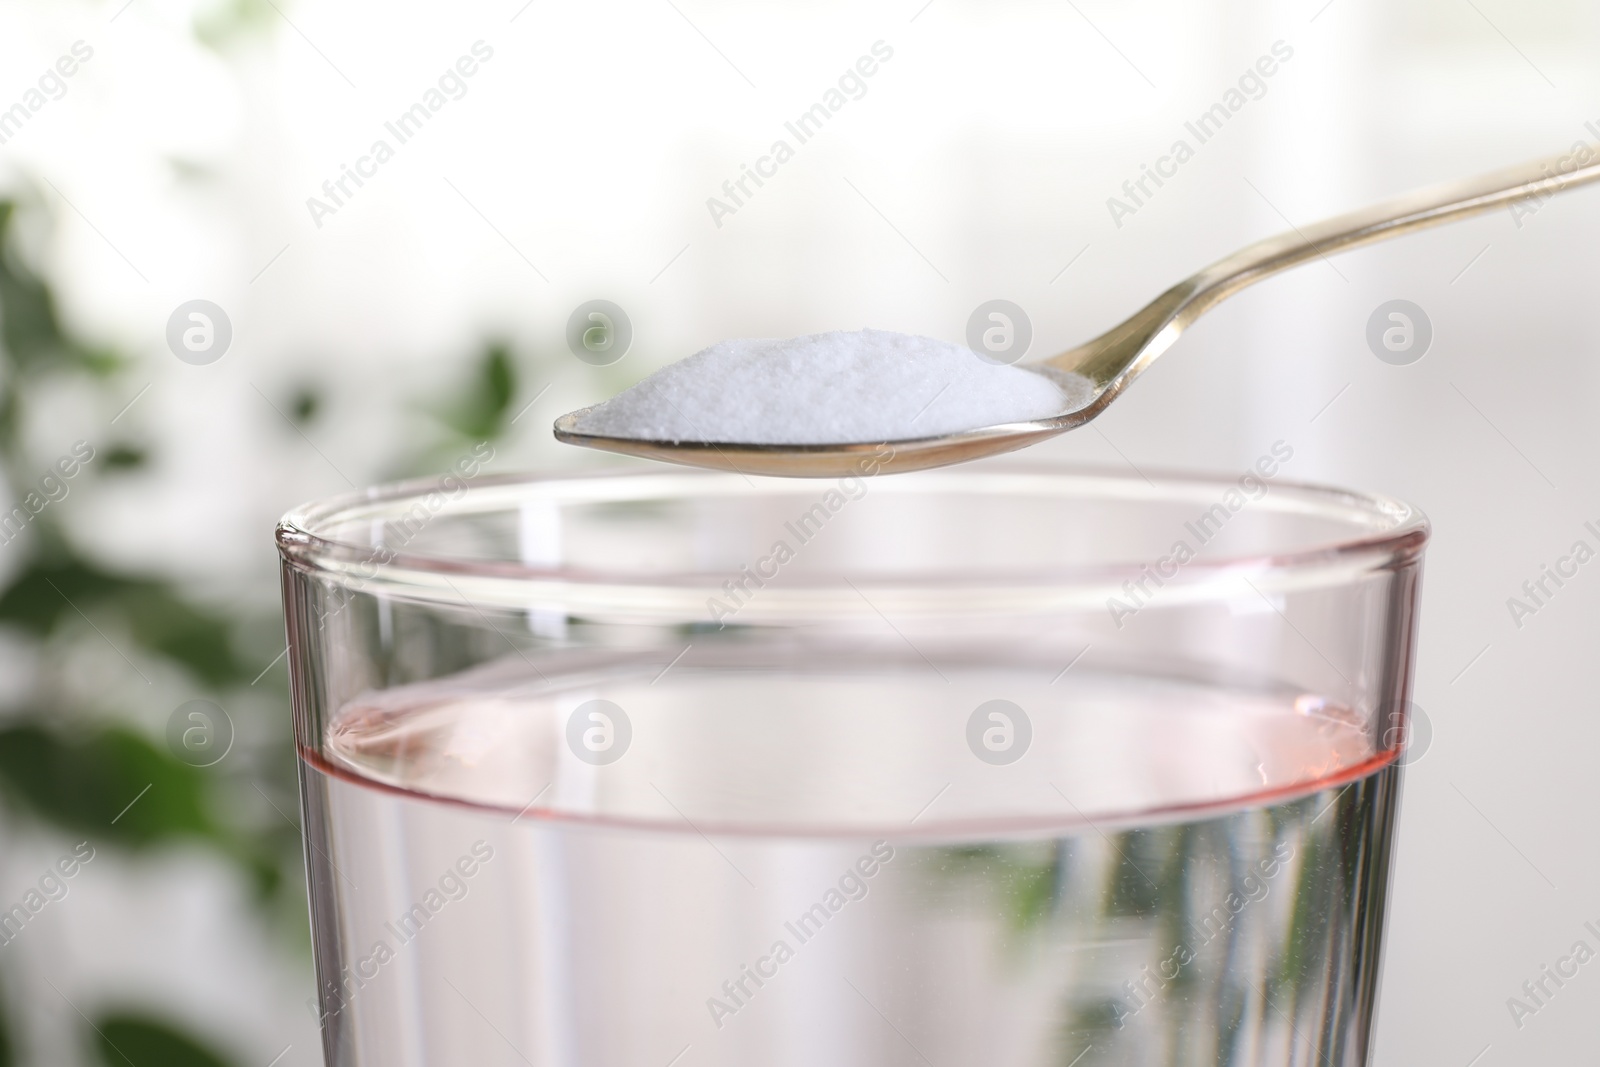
[556,147,1600,476]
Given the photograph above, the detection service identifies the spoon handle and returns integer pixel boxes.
[1054,146,1600,386]
[1195,146,1600,311]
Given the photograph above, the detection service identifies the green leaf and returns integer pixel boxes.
[92,1012,237,1067]
[289,385,320,425]
[102,445,148,471]
[0,556,113,633]
[193,0,277,51]
[0,202,68,366]
[0,200,119,378]
[0,556,249,687]
[121,584,248,687]
[0,974,14,1067]
[436,342,516,440]
[0,724,220,849]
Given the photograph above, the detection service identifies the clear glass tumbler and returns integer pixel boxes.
[277,462,1427,1067]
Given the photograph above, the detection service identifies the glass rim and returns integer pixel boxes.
[275,464,1429,596]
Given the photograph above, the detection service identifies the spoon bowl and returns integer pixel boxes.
[552,407,1077,476]
[556,147,1600,476]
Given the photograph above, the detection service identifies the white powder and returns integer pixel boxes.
[572,329,1092,445]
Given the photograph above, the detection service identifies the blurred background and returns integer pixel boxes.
[0,0,1596,1063]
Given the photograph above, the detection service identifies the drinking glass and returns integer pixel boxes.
[277,462,1427,1067]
